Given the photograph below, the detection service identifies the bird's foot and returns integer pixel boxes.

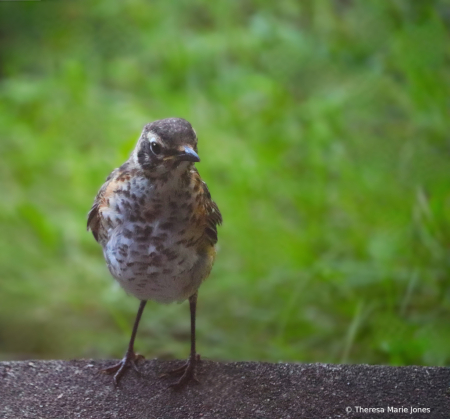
[101,351,145,387]
[160,354,200,389]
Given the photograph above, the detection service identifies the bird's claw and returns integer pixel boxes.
[160,354,200,389]
[101,352,144,387]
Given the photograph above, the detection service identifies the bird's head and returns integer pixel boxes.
[132,118,200,177]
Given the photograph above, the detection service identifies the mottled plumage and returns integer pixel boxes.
[87,118,221,388]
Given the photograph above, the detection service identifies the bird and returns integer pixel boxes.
[87,117,222,389]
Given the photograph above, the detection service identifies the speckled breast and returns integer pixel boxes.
[99,174,214,304]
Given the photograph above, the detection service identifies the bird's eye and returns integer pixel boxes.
[151,141,161,155]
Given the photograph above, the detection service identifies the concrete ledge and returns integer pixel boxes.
[0,360,449,418]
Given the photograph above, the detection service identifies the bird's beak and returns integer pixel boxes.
[177,146,200,163]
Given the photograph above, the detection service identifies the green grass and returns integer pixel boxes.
[0,0,449,366]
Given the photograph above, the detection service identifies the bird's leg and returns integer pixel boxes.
[161,292,200,389]
[102,300,147,387]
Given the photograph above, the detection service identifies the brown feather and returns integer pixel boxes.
[192,169,222,246]
[87,168,119,242]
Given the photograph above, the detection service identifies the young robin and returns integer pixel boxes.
[87,118,222,388]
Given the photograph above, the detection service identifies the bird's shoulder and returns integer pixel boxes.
[190,169,222,246]
[87,162,136,242]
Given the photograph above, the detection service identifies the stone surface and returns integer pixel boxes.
[0,360,449,418]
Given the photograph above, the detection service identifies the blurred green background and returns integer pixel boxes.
[0,0,449,367]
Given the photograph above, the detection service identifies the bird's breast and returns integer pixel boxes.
[100,174,213,303]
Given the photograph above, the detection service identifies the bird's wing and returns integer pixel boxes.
[87,168,119,242]
[200,180,222,246]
